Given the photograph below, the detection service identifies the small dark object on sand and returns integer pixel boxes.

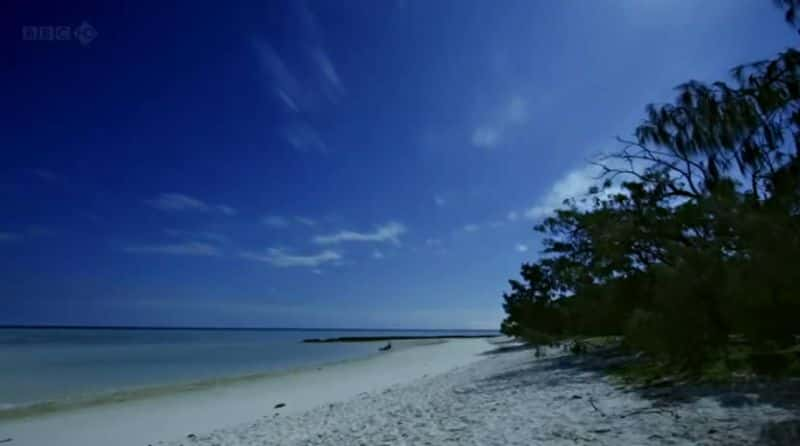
[379,342,392,351]
[0,439,12,444]
[274,403,286,409]
[187,433,196,439]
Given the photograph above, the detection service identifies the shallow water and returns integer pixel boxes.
[0,327,494,415]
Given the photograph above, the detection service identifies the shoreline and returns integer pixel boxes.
[4,339,796,445]
[0,338,449,422]
[0,339,494,446]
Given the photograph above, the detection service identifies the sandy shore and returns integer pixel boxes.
[4,340,799,446]
[165,343,799,446]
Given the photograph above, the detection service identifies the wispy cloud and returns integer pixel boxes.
[434,195,446,207]
[146,193,236,216]
[372,249,385,259]
[311,47,345,102]
[507,211,519,222]
[515,243,529,252]
[284,122,328,153]
[262,215,316,228]
[0,232,22,242]
[425,238,443,248]
[146,193,207,211]
[253,2,343,154]
[164,229,229,244]
[29,168,59,182]
[241,248,341,268]
[463,224,480,232]
[471,95,530,150]
[295,216,316,226]
[313,222,406,245]
[216,205,237,216]
[262,215,290,228]
[123,242,221,256]
[471,127,500,149]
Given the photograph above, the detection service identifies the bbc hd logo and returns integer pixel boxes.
[22,21,98,47]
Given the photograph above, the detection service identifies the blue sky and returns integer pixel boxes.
[1,1,796,329]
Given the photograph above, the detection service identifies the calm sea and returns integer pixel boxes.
[0,327,495,417]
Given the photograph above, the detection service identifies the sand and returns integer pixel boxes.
[163,343,799,446]
[3,339,798,446]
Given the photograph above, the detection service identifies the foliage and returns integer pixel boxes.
[501,5,800,371]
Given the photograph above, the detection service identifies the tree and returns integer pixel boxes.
[501,24,800,368]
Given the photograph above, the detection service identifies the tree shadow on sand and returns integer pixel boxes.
[478,348,800,444]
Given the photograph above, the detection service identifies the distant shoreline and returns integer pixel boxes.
[303,334,501,343]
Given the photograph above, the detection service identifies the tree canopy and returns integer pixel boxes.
[501,4,800,369]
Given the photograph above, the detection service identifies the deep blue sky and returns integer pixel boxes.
[1,1,796,329]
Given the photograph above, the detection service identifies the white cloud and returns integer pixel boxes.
[520,164,626,221]
[0,232,22,242]
[295,216,316,226]
[372,249,385,259]
[311,269,323,275]
[507,211,519,222]
[523,165,599,220]
[434,195,446,207]
[463,224,480,232]
[313,222,406,245]
[146,193,235,216]
[262,215,290,228]
[515,243,529,252]
[123,242,220,256]
[241,248,341,268]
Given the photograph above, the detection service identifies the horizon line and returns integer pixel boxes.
[0,324,499,332]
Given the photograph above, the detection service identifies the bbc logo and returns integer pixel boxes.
[22,21,98,47]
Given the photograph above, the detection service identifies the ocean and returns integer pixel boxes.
[0,327,495,418]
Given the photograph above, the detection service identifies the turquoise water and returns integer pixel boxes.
[0,327,494,415]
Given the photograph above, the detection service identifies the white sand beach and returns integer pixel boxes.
[3,339,799,446]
